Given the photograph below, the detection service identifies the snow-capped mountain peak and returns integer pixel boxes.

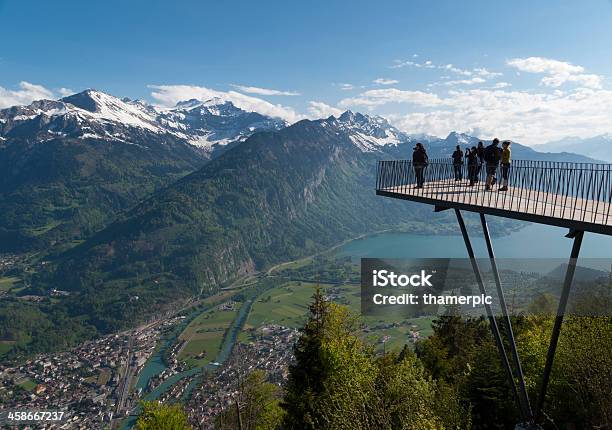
[445,131,480,147]
[60,89,160,132]
[174,98,204,110]
[172,97,243,116]
[323,110,410,152]
[0,90,287,154]
[156,97,286,150]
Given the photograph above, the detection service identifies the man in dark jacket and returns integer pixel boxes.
[412,143,428,188]
[466,146,479,186]
[475,141,485,181]
[452,145,463,181]
[484,138,501,191]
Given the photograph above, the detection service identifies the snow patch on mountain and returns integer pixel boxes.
[60,90,162,133]
[0,89,287,152]
[321,110,411,152]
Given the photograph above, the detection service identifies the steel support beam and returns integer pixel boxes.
[434,205,451,212]
[535,229,584,421]
[454,209,525,422]
[480,213,534,422]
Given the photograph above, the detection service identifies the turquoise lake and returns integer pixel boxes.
[338,223,612,259]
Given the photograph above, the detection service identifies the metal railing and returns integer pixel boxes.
[376,159,612,227]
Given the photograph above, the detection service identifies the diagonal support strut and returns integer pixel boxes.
[535,229,584,421]
[454,209,527,423]
[480,213,534,422]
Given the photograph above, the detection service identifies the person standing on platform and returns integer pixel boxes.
[476,141,485,181]
[499,140,512,191]
[466,146,479,186]
[452,145,463,181]
[484,138,501,191]
[412,142,428,188]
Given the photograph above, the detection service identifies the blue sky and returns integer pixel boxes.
[2,0,612,144]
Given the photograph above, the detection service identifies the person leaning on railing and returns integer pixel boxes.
[499,140,511,191]
[412,142,428,188]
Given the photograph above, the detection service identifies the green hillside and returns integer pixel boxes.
[53,120,437,293]
[0,136,204,253]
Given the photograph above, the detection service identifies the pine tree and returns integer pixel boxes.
[282,291,468,429]
[282,288,329,429]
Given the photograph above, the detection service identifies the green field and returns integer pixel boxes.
[26,220,63,236]
[242,280,435,354]
[177,305,238,367]
[0,276,20,292]
[245,282,318,329]
[16,377,37,392]
[0,341,15,357]
[361,316,436,353]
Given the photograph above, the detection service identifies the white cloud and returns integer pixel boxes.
[391,59,437,70]
[307,101,343,119]
[58,87,74,97]
[337,83,356,91]
[388,87,612,145]
[541,73,602,89]
[339,88,443,108]
[0,81,55,108]
[507,57,602,89]
[373,78,399,85]
[492,82,512,89]
[426,65,503,88]
[230,84,300,96]
[442,64,472,76]
[441,77,486,86]
[390,60,417,69]
[507,57,583,75]
[393,60,503,76]
[148,84,302,122]
[473,67,503,79]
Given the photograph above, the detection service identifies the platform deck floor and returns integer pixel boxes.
[380,179,612,228]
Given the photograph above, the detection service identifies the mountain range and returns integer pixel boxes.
[536,134,612,163]
[0,89,607,356]
[0,89,287,153]
[0,90,286,251]
[0,89,599,253]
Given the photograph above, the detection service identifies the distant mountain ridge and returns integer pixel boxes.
[536,134,612,163]
[404,131,603,163]
[314,112,603,162]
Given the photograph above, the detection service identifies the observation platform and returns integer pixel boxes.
[376,159,612,235]
[376,157,612,426]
